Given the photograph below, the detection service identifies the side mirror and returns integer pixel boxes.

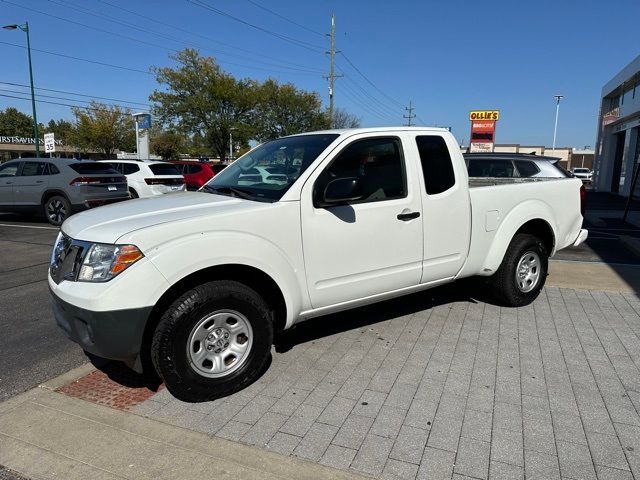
[318,177,362,207]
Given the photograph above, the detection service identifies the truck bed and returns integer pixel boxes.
[458,176,584,278]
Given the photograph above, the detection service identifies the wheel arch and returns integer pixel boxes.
[41,189,70,205]
[139,264,287,376]
[481,201,557,274]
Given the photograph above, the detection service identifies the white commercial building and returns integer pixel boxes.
[593,54,640,197]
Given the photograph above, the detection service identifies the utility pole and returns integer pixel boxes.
[552,95,564,154]
[324,14,342,128]
[404,101,416,126]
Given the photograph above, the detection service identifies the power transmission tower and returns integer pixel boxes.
[404,101,416,126]
[324,14,342,128]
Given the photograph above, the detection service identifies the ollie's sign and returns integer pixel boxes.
[469,110,499,153]
[469,110,500,121]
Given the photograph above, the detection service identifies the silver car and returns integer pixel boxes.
[0,158,129,225]
[464,153,571,179]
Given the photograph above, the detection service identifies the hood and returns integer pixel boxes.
[62,192,261,244]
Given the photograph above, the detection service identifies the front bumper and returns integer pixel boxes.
[51,288,151,365]
[573,228,589,247]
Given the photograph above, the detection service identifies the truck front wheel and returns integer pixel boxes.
[151,280,273,402]
[488,233,548,307]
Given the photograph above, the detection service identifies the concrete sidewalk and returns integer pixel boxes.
[548,259,640,293]
[0,365,369,480]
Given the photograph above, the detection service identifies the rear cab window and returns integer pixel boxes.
[149,163,181,176]
[415,136,455,194]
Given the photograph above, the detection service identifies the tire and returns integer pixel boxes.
[487,233,548,307]
[151,280,273,402]
[44,195,71,226]
[129,188,139,198]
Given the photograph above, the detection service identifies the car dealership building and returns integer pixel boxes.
[593,54,640,197]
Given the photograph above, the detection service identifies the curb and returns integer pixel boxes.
[1,372,371,480]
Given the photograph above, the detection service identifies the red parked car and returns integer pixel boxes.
[172,161,227,191]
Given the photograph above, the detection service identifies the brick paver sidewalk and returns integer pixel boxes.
[132,287,640,480]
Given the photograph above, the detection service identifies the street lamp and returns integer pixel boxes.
[3,22,40,157]
[552,95,564,154]
[229,127,237,162]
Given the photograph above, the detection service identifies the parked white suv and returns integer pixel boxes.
[571,167,592,184]
[102,160,185,198]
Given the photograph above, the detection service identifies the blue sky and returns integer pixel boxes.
[1,0,638,148]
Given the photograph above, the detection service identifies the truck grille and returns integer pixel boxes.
[50,234,91,284]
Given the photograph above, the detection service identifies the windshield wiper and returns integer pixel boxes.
[203,185,256,201]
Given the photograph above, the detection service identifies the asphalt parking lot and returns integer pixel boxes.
[0,216,86,401]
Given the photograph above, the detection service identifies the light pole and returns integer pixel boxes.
[4,22,39,158]
[229,127,237,162]
[552,95,564,154]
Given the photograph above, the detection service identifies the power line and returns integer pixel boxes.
[245,0,325,37]
[341,76,398,121]
[0,87,151,113]
[97,0,322,72]
[0,81,150,108]
[0,93,154,117]
[339,52,404,110]
[0,40,152,75]
[46,0,324,75]
[339,86,396,124]
[3,0,323,77]
[340,81,397,123]
[187,0,325,53]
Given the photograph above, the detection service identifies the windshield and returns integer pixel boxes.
[202,133,340,202]
[574,168,589,173]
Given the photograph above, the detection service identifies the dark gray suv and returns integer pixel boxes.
[0,158,129,225]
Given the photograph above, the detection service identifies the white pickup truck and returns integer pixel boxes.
[49,127,587,401]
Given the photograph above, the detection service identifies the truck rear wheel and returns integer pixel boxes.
[151,280,273,402]
[488,233,548,307]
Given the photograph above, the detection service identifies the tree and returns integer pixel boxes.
[332,108,361,129]
[70,101,135,156]
[151,130,184,160]
[253,79,329,142]
[0,107,33,137]
[151,49,258,162]
[46,119,75,144]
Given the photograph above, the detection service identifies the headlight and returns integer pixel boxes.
[50,232,64,265]
[77,243,144,282]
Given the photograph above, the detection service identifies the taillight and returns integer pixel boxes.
[70,177,102,186]
[69,176,126,186]
[580,184,586,216]
[145,178,185,185]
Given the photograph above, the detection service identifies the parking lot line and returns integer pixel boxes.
[0,224,59,231]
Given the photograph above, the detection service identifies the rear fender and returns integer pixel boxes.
[481,200,556,273]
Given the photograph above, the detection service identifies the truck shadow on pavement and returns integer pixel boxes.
[275,278,487,354]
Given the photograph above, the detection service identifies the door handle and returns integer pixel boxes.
[36,180,44,184]
[5,181,13,184]
[397,211,420,221]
